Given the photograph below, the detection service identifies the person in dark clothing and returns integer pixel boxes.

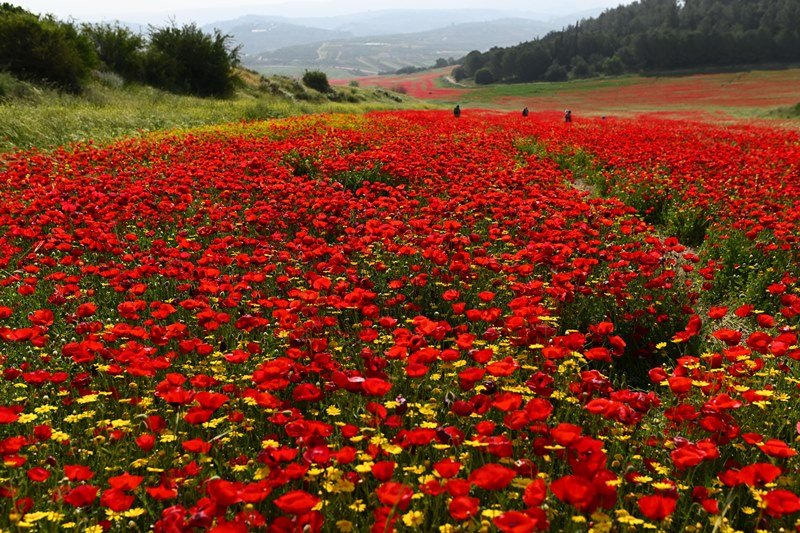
[453,105,461,118]
[522,107,529,117]
[564,109,572,123]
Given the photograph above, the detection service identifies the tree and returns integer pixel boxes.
[0,5,97,92]
[144,23,240,97]
[434,57,449,68]
[302,70,330,93]
[82,23,145,82]
[451,66,467,81]
[544,61,568,82]
[602,55,626,75]
[474,68,494,85]
[515,46,551,82]
[569,55,592,78]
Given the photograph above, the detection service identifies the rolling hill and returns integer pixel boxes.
[246,18,556,76]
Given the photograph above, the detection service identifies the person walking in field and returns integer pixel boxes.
[453,105,461,118]
[564,109,572,122]
[522,107,529,117]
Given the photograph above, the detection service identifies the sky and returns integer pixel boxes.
[14,0,626,24]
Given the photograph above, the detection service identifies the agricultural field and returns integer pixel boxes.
[339,67,800,122]
[0,110,799,533]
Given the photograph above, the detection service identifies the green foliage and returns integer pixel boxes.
[0,5,97,92]
[451,66,467,81]
[543,61,568,82]
[0,71,40,100]
[473,67,494,85]
[82,23,145,82]
[462,0,800,84]
[0,76,416,152]
[144,23,240,97]
[331,165,405,192]
[602,55,625,75]
[302,70,331,93]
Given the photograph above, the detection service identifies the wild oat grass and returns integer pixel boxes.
[0,76,425,152]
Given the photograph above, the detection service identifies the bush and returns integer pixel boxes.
[474,68,494,85]
[302,70,330,93]
[144,23,240,97]
[544,61,568,82]
[602,55,626,76]
[451,66,467,81]
[82,23,145,82]
[0,5,97,92]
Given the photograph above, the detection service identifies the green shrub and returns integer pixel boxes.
[474,67,494,85]
[144,23,240,97]
[82,23,145,82]
[0,5,97,92]
[302,70,330,93]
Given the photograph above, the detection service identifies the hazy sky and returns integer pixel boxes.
[15,0,626,24]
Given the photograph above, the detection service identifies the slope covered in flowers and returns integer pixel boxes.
[0,111,798,532]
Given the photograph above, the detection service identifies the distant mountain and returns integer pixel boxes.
[245,18,557,76]
[202,16,352,55]
[286,9,547,35]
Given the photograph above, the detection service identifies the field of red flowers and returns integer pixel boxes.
[0,111,799,532]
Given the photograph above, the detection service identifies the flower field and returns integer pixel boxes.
[0,110,799,532]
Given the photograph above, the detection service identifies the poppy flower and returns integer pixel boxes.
[274,490,320,515]
[550,475,597,512]
[433,458,461,478]
[469,463,516,490]
[758,439,797,458]
[64,464,94,481]
[26,467,50,482]
[449,496,480,520]
[63,485,98,507]
[101,489,135,512]
[763,489,800,517]
[638,494,678,520]
[375,482,414,511]
[493,510,539,532]
[362,378,392,397]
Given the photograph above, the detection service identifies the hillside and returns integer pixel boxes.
[0,70,419,152]
[201,17,352,55]
[248,19,555,76]
[458,0,800,83]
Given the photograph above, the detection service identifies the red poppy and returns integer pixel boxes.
[0,406,20,424]
[469,463,517,490]
[64,464,94,481]
[433,458,461,478]
[361,378,392,397]
[550,475,596,512]
[182,439,212,454]
[101,489,135,512]
[108,473,144,491]
[26,467,50,482]
[638,494,678,520]
[758,439,797,458]
[274,490,320,515]
[523,478,547,508]
[63,485,99,507]
[763,489,800,517]
[449,496,480,520]
[371,461,395,481]
[375,482,414,510]
[493,510,538,532]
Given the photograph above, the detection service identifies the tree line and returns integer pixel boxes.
[0,3,240,96]
[454,0,800,84]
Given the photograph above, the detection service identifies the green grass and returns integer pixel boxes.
[441,75,642,103]
[0,72,425,153]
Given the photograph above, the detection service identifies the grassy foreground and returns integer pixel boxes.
[0,72,426,152]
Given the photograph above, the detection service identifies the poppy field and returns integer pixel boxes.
[0,110,799,532]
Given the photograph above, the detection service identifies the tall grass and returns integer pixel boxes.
[0,75,426,152]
